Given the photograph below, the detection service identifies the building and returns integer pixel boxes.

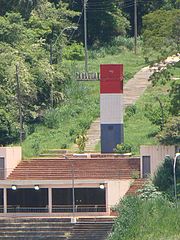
[0,147,140,217]
[140,145,177,178]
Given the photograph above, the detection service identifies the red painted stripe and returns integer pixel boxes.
[100,64,123,93]
[100,64,123,79]
[100,81,123,94]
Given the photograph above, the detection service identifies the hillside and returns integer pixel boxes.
[0,0,179,157]
[22,49,145,157]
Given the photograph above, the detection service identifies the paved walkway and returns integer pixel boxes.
[76,55,180,152]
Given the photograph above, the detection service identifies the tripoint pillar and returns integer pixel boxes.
[100,64,124,153]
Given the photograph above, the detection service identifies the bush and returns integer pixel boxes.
[153,156,180,199]
[109,196,180,240]
[63,42,84,60]
[43,109,60,129]
[157,116,180,145]
[138,181,163,200]
[143,94,170,131]
[0,109,18,145]
[169,79,180,115]
[114,143,132,154]
[111,36,134,51]
[75,134,88,153]
[149,68,173,86]
[124,105,137,120]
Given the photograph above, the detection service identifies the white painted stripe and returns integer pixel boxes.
[100,94,123,124]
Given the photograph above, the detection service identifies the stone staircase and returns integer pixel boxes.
[0,217,114,240]
[84,118,101,152]
[0,218,73,239]
[123,66,151,107]
[70,221,113,240]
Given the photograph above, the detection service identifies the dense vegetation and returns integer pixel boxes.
[109,182,180,240]
[0,0,179,156]
[153,155,180,199]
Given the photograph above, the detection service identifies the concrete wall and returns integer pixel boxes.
[0,147,22,179]
[107,179,131,210]
[140,145,175,177]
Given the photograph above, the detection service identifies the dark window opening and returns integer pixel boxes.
[52,188,106,212]
[142,156,151,178]
[7,188,48,213]
[0,189,3,213]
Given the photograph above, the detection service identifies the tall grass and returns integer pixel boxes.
[73,50,145,82]
[109,196,180,240]
[22,46,145,158]
[22,80,99,157]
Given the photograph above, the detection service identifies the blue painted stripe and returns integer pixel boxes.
[101,124,124,153]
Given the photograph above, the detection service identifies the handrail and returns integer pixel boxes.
[4,204,106,213]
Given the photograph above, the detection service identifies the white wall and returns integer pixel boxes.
[0,147,22,178]
[140,145,175,177]
[107,179,131,210]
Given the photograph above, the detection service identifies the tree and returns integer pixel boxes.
[142,9,180,56]
[0,3,77,144]
[120,0,179,36]
[143,93,170,131]
[153,156,180,199]
[169,79,180,115]
[0,109,18,145]
[65,0,129,45]
[0,0,38,19]
[157,116,180,145]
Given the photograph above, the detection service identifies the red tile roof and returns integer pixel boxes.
[7,157,140,180]
[125,179,146,196]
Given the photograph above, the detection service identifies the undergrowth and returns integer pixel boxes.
[109,196,180,240]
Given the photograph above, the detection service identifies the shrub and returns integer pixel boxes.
[75,134,88,153]
[43,109,60,129]
[0,109,18,145]
[157,116,180,145]
[149,68,173,86]
[78,118,91,130]
[143,94,170,131]
[153,156,180,199]
[124,105,137,119]
[31,139,40,156]
[60,143,67,149]
[63,42,84,60]
[114,143,132,154]
[138,180,163,200]
[111,36,134,51]
[109,196,179,240]
[169,79,180,116]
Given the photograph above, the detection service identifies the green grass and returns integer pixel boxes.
[67,50,145,82]
[169,63,180,78]
[22,49,146,158]
[95,107,159,155]
[109,196,180,240]
[122,63,180,155]
[124,113,158,155]
[22,48,178,158]
[22,85,99,158]
[123,82,169,154]
[95,83,161,154]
